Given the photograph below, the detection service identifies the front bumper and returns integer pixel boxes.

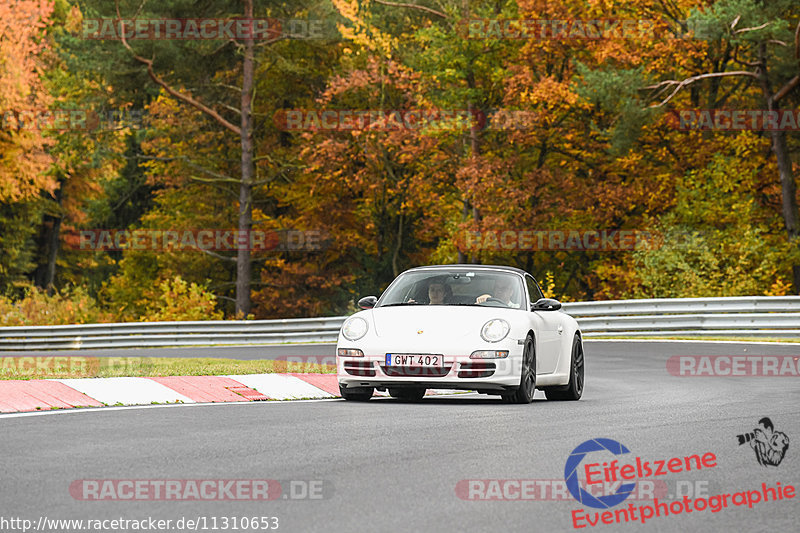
[337,339,523,392]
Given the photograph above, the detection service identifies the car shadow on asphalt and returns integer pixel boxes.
[368,395,550,405]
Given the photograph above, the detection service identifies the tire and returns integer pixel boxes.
[544,334,584,401]
[389,388,426,402]
[339,385,373,401]
[501,335,536,404]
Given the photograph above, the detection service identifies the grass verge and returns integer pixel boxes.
[0,356,335,381]
[588,336,800,343]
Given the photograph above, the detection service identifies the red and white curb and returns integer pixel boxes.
[0,374,456,413]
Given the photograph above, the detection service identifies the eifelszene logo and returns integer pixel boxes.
[565,438,636,508]
[564,438,718,510]
[737,417,789,467]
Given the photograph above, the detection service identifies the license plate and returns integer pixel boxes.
[385,354,444,367]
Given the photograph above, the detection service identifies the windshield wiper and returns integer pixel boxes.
[379,302,421,307]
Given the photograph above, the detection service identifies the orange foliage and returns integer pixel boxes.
[0,0,56,201]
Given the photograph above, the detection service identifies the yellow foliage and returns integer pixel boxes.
[765,278,792,297]
[0,285,104,326]
[139,276,223,322]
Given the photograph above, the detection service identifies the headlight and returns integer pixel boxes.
[338,348,364,357]
[342,317,368,341]
[481,319,510,342]
[470,350,509,359]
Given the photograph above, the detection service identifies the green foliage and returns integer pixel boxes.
[630,134,798,297]
[631,226,795,297]
[0,201,43,295]
[99,252,161,321]
[688,0,795,45]
[574,65,656,155]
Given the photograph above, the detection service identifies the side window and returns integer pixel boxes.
[525,275,543,306]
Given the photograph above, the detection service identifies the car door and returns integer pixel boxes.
[525,275,561,374]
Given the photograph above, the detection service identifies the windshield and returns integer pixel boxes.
[377,270,525,309]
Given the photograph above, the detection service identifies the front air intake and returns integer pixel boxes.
[344,361,376,377]
[458,362,496,378]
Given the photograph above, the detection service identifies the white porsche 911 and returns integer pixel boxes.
[336,264,584,403]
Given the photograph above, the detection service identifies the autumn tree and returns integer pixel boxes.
[0,0,56,202]
[0,0,55,293]
[645,0,800,292]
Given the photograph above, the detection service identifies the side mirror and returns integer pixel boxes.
[357,296,378,309]
[532,298,562,311]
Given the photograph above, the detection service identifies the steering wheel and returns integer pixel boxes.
[481,297,507,305]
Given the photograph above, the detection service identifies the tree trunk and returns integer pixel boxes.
[468,101,481,264]
[392,213,403,277]
[35,215,61,294]
[757,43,800,293]
[457,199,468,263]
[35,186,63,294]
[236,0,255,316]
[769,128,800,292]
[43,214,61,295]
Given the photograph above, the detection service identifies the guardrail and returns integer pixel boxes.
[565,296,800,338]
[0,317,345,351]
[0,296,798,350]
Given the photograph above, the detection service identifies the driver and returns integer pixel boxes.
[476,278,517,307]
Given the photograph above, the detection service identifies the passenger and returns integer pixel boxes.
[408,278,453,305]
[427,280,452,305]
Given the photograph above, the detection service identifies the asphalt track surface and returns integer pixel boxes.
[1,341,798,533]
